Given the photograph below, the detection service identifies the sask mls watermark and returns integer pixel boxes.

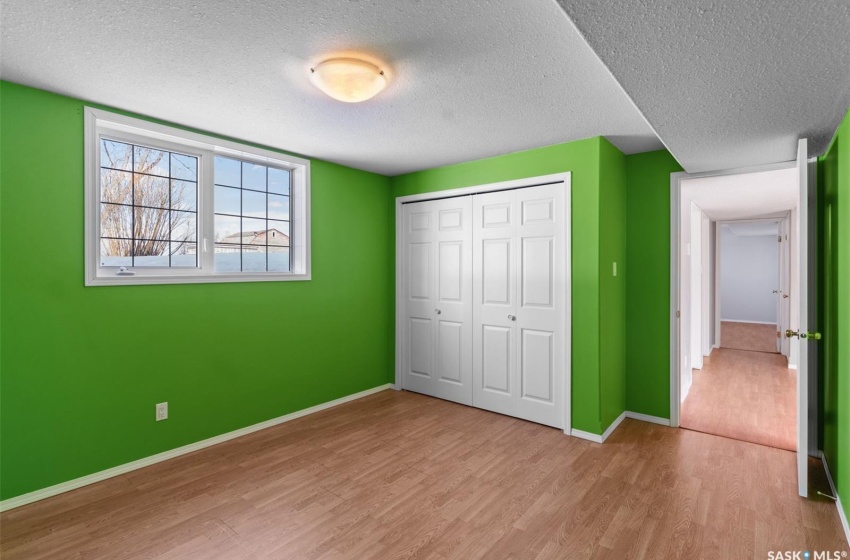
[768,551,847,560]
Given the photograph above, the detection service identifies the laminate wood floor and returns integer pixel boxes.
[681,348,796,451]
[721,321,779,353]
[2,390,846,559]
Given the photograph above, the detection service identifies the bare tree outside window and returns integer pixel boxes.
[99,140,198,267]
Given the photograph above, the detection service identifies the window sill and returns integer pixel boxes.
[85,272,311,287]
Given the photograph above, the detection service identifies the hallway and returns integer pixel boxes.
[680,348,796,451]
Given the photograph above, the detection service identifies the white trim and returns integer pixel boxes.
[394,172,572,434]
[788,364,798,370]
[714,220,722,350]
[394,172,571,205]
[569,429,604,444]
[0,384,392,512]
[601,412,627,442]
[570,411,672,444]
[718,319,778,325]
[625,411,671,426]
[394,200,404,401]
[670,171,681,427]
[84,107,311,286]
[820,451,850,546]
[570,411,627,444]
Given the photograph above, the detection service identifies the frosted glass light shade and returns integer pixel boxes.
[309,58,387,103]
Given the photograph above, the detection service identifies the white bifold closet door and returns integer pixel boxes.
[401,196,473,406]
[472,184,565,428]
[401,182,565,429]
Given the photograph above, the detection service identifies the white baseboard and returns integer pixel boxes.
[571,411,626,444]
[720,319,777,325]
[625,411,671,426]
[0,384,393,513]
[820,451,850,546]
[569,429,604,444]
[601,412,627,442]
[570,411,671,444]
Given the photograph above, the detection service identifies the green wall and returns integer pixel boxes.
[598,140,627,428]
[623,150,683,418]
[3,77,845,518]
[818,107,850,521]
[392,137,626,435]
[0,81,395,500]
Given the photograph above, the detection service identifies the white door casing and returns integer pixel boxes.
[701,214,712,357]
[795,138,809,498]
[690,202,704,371]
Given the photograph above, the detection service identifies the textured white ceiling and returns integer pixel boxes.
[682,167,797,221]
[0,0,662,176]
[556,0,850,173]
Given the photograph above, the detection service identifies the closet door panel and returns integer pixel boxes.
[482,325,512,394]
[515,184,564,428]
[437,320,464,385]
[521,236,554,308]
[482,239,511,304]
[520,328,554,403]
[402,204,436,396]
[472,190,518,417]
[432,197,473,404]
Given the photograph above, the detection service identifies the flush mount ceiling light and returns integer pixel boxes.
[309,58,387,103]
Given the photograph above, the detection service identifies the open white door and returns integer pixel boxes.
[794,138,809,498]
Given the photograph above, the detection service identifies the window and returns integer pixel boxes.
[213,157,291,273]
[85,108,310,285]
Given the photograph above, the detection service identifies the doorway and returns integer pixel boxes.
[671,141,819,498]
[681,217,796,451]
[671,160,805,451]
[716,219,786,355]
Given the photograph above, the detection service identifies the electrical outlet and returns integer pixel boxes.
[156,402,168,421]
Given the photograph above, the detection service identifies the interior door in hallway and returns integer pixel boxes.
[793,138,811,498]
[401,197,473,405]
[472,184,566,428]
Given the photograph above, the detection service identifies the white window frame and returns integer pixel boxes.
[84,107,310,286]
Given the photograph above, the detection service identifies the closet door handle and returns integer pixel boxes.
[508,315,516,321]
[435,309,442,315]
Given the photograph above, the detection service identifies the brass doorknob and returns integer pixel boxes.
[785,329,822,340]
